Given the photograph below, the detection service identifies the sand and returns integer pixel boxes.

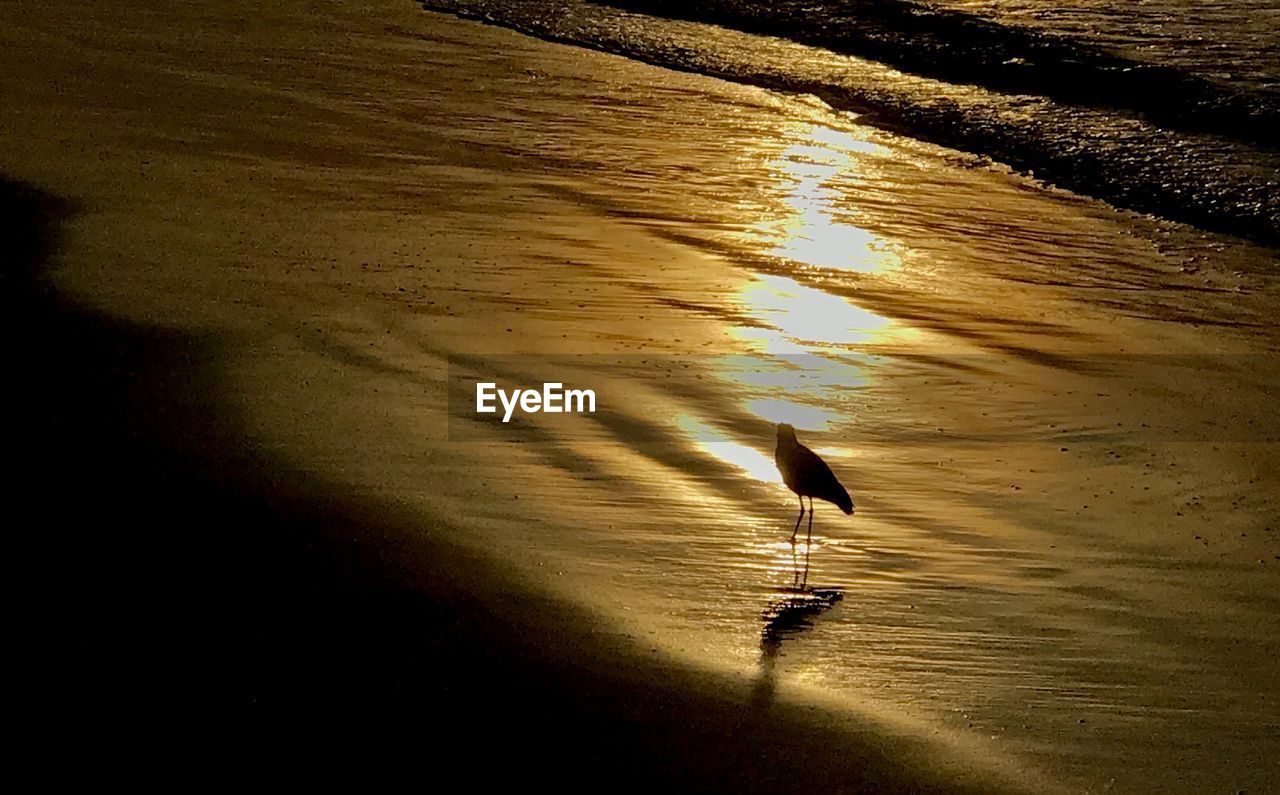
[3,0,1277,790]
[3,177,1013,791]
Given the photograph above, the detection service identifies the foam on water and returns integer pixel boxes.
[420,0,1280,244]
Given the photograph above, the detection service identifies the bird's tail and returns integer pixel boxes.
[835,486,855,515]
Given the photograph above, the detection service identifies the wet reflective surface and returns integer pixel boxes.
[389,38,1279,791]
[942,0,1280,94]
[419,0,1280,243]
[19,4,1280,792]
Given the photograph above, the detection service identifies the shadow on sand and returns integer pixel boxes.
[754,541,845,708]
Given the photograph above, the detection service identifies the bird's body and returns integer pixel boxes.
[775,423,854,542]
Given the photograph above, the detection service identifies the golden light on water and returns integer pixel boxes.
[684,121,907,490]
[676,414,781,483]
[729,325,809,355]
[715,352,869,389]
[711,352,866,433]
[743,398,832,431]
[735,274,891,347]
[714,121,912,444]
[750,123,900,275]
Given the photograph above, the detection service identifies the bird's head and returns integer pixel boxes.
[776,423,797,444]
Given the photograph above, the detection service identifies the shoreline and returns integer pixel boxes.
[418,0,1280,246]
[4,0,1276,790]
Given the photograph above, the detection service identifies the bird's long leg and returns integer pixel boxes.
[806,496,814,546]
[800,536,811,589]
[790,496,805,543]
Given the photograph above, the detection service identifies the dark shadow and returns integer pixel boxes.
[762,583,845,651]
[753,541,845,708]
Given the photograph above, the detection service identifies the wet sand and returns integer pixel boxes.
[0,2,1033,789]
[4,0,1278,790]
[5,178,1023,791]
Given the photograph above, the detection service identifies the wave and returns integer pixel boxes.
[597,0,1280,148]
[417,0,1280,245]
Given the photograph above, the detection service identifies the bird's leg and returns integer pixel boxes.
[800,534,811,589]
[806,496,814,546]
[790,496,805,543]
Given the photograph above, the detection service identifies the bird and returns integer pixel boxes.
[774,423,854,543]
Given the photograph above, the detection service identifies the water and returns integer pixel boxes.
[945,0,1280,93]
[420,0,1280,244]
[380,7,1276,790]
[14,1,1278,791]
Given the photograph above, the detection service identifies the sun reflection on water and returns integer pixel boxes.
[749,123,900,275]
[743,398,832,431]
[687,122,910,493]
[736,274,891,347]
[676,414,780,484]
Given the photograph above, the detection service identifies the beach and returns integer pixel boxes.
[3,0,1278,790]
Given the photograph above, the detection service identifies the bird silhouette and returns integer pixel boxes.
[774,423,854,543]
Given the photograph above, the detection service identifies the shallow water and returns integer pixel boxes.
[418,0,1280,244]
[9,1,1279,791]
[267,14,1278,791]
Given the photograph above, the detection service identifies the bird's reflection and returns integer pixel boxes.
[753,540,844,708]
